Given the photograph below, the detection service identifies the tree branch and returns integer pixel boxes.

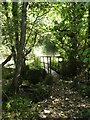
[25,32,38,56]
[25,11,50,45]
[1,54,13,67]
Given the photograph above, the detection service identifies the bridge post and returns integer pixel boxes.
[43,56,45,69]
[47,56,49,74]
[50,56,51,74]
[52,55,54,67]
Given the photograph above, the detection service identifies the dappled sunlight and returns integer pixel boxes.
[36,78,90,119]
[34,46,61,65]
[2,2,90,119]
[40,57,48,63]
[34,46,44,56]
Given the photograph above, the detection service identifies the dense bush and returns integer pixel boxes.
[19,83,50,103]
[72,79,90,98]
[30,57,42,69]
[21,66,47,84]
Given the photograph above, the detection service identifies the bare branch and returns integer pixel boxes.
[25,32,38,56]
[1,54,13,67]
[25,10,50,45]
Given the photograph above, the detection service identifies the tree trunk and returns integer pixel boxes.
[68,3,78,78]
[12,2,28,94]
[11,2,19,65]
[87,3,90,81]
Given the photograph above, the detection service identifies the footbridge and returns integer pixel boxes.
[40,55,63,74]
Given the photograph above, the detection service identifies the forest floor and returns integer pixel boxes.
[2,69,90,120]
[36,72,90,120]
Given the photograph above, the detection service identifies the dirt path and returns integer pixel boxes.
[37,73,90,119]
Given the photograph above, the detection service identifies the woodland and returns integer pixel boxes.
[0,2,90,119]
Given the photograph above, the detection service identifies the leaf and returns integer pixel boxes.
[83,50,88,56]
[88,64,90,68]
[79,50,84,55]
[6,102,11,109]
[83,58,89,63]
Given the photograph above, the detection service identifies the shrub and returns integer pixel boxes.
[2,96,38,119]
[19,83,50,103]
[21,67,47,84]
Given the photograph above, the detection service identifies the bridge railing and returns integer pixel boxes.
[40,55,62,74]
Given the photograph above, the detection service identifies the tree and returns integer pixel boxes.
[52,3,86,78]
[86,2,90,81]
[12,2,28,94]
[2,2,52,93]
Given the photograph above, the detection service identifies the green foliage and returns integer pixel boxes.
[21,66,47,85]
[10,97,32,111]
[2,67,14,96]
[78,49,90,81]
[79,48,90,70]
[80,108,90,119]
[3,96,38,119]
[2,67,14,79]
[2,3,90,120]
[6,102,11,110]
[29,57,42,69]
[19,83,50,103]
